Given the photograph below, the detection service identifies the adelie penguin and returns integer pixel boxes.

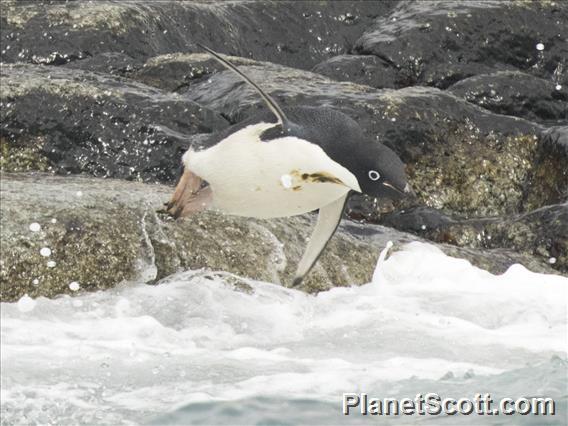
[167,44,413,286]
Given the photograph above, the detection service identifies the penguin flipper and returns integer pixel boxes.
[292,193,349,287]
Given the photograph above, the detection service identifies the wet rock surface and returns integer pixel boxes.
[1,63,227,181]
[353,1,568,90]
[0,0,394,70]
[1,173,558,302]
[449,71,568,125]
[1,0,567,300]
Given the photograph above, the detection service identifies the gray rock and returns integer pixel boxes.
[1,173,557,302]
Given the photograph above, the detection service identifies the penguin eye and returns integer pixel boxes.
[368,170,381,181]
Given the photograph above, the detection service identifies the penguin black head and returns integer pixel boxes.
[354,142,413,200]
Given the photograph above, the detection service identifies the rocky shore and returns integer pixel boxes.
[1,0,566,301]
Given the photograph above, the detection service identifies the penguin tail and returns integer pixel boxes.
[165,168,212,218]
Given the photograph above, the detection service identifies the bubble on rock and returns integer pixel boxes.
[556,84,562,91]
[421,225,427,230]
[17,294,36,312]
[32,278,39,286]
[29,223,41,232]
[51,218,57,224]
[40,247,51,257]
[280,174,293,189]
[536,43,544,51]
[548,257,557,264]
[69,281,80,291]
[47,260,57,268]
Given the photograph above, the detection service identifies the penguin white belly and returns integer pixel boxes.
[185,123,361,218]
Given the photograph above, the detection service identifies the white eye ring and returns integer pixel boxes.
[368,170,381,181]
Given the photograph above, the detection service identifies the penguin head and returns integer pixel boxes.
[355,143,413,200]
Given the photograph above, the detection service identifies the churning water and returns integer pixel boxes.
[1,242,566,425]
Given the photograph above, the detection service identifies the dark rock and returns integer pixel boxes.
[0,63,228,182]
[0,0,394,70]
[2,173,559,302]
[382,204,568,276]
[449,71,568,125]
[312,54,400,89]
[64,52,142,76]
[133,53,260,92]
[312,54,513,90]
[354,1,568,89]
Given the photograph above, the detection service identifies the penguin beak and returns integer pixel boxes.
[382,181,416,198]
[166,169,212,218]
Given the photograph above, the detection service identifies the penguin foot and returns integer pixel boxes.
[166,169,211,218]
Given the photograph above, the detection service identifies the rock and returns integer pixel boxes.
[64,52,142,77]
[354,1,568,89]
[380,204,568,275]
[0,0,393,70]
[1,173,557,302]
[521,126,568,211]
[449,71,568,125]
[313,53,512,90]
[133,53,261,93]
[312,54,401,89]
[0,135,51,173]
[0,63,228,182]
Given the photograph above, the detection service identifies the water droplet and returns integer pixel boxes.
[548,257,557,264]
[280,174,293,189]
[32,279,39,286]
[29,223,41,232]
[69,281,80,291]
[47,260,57,268]
[76,191,83,197]
[555,84,562,90]
[17,294,36,312]
[51,218,57,224]
[40,247,52,257]
[536,43,545,51]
